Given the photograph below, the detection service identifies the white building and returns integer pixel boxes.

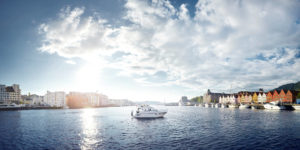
[22,94,44,105]
[230,95,235,104]
[86,92,109,107]
[68,92,110,107]
[86,93,101,107]
[258,93,267,103]
[0,84,21,104]
[44,91,66,107]
[99,94,110,106]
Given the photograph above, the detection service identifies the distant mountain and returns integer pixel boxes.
[274,81,300,91]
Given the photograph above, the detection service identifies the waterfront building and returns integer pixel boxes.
[31,94,44,105]
[253,92,258,103]
[272,90,280,102]
[279,90,286,102]
[218,96,223,103]
[258,93,266,103]
[22,94,44,105]
[44,91,66,107]
[237,95,241,103]
[227,95,231,103]
[266,91,273,103]
[283,90,296,103]
[179,96,189,106]
[85,92,102,107]
[0,84,21,104]
[218,94,232,104]
[245,94,249,103]
[230,95,235,104]
[262,93,267,103]
[99,94,110,106]
[67,92,110,108]
[248,94,253,103]
[241,94,245,103]
[203,89,225,103]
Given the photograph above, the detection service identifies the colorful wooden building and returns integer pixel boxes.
[252,92,258,103]
[258,93,266,103]
[266,91,273,103]
[272,90,280,102]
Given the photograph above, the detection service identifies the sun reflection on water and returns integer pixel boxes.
[80,108,101,149]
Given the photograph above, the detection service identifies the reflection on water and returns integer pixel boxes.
[1,107,300,149]
[80,108,101,149]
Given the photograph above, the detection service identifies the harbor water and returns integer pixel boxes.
[0,106,300,149]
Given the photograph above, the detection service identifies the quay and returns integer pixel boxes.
[0,106,63,111]
[249,103,294,110]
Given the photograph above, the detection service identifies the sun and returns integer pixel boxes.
[75,63,101,92]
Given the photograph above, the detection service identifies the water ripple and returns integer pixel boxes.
[0,107,300,149]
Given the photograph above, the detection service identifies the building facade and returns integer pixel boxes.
[178,96,189,106]
[44,91,66,107]
[22,94,44,105]
[0,84,21,104]
[203,89,224,103]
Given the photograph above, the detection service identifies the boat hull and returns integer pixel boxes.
[239,104,250,109]
[132,112,167,119]
[221,104,227,108]
[228,104,238,108]
[292,105,300,110]
[264,104,285,110]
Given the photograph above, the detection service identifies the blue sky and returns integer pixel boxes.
[0,0,300,102]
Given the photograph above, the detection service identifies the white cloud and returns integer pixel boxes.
[38,0,300,94]
[65,60,76,65]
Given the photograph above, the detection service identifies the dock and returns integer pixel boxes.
[0,106,63,111]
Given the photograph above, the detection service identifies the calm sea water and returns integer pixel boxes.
[0,106,300,150]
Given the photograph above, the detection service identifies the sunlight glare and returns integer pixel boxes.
[75,63,101,92]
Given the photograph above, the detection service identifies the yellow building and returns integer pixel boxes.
[241,94,245,103]
[252,92,258,103]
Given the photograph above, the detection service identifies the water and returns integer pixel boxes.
[0,107,300,150]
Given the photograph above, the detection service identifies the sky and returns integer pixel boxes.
[0,0,300,102]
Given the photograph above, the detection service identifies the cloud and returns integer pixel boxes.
[65,60,76,65]
[38,0,300,93]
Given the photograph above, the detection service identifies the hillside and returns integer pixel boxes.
[274,81,300,91]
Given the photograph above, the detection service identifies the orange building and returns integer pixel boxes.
[237,95,241,103]
[279,89,286,102]
[272,90,280,102]
[285,90,296,103]
[266,92,273,103]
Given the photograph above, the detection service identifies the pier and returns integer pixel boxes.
[0,106,63,111]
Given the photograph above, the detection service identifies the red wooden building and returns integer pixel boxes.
[266,91,273,103]
[272,90,280,102]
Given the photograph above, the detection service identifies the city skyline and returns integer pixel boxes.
[1,0,300,102]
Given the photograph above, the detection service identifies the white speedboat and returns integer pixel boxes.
[264,102,285,110]
[205,103,210,108]
[0,103,21,109]
[131,105,167,119]
[214,103,220,108]
[292,105,300,110]
[228,104,238,108]
[221,104,227,108]
[239,104,250,109]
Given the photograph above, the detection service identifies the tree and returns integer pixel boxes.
[297,92,300,99]
[191,96,203,103]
